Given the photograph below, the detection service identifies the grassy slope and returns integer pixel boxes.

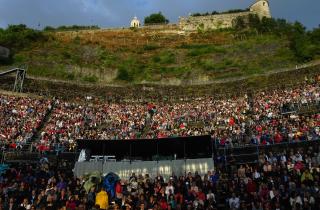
[9,28,298,84]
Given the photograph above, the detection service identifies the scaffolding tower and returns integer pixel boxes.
[0,67,27,92]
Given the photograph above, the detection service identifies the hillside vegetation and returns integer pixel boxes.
[0,16,320,85]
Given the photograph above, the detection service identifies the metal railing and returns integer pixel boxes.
[215,137,320,167]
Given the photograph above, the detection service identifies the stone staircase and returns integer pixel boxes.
[141,115,153,138]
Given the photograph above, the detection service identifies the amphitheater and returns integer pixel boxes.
[0,61,319,209]
[0,0,320,209]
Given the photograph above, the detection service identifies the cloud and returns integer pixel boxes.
[0,0,318,29]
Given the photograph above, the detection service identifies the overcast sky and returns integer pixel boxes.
[0,0,319,30]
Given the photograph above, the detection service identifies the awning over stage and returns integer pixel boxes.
[77,135,212,161]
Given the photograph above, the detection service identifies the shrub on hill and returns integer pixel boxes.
[144,12,169,25]
[0,24,46,50]
[116,67,133,82]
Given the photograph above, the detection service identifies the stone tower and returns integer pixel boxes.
[250,0,271,18]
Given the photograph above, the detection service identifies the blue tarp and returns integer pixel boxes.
[102,172,120,198]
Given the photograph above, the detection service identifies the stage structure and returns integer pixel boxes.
[74,136,214,180]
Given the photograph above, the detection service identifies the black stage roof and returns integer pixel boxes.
[77,135,212,160]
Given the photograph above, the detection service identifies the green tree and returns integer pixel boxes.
[258,17,277,33]
[310,27,320,44]
[234,16,246,31]
[289,22,313,62]
[248,14,261,33]
[43,26,55,31]
[273,19,291,37]
[309,27,320,57]
[144,12,169,25]
[0,24,45,49]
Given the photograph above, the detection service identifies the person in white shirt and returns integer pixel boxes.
[20,198,31,210]
[206,189,216,204]
[253,169,261,180]
[165,181,174,196]
[229,193,240,210]
[280,153,287,164]
[293,152,303,163]
[289,192,303,208]
[303,192,315,207]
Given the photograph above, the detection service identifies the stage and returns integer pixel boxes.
[74,135,214,179]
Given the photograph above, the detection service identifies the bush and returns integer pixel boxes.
[143,44,159,51]
[234,16,246,30]
[144,12,169,25]
[152,51,176,64]
[43,26,55,31]
[116,67,133,81]
[82,75,98,83]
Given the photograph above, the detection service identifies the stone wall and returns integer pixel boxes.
[179,11,252,31]
[142,24,178,30]
[179,0,271,31]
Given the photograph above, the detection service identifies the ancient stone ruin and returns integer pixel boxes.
[179,0,271,31]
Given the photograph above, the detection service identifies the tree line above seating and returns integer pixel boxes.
[233,14,320,62]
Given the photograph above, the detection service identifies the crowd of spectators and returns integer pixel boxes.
[37,81,319,152]
[145,96,249,140]
[246,83,320,146]
[0,94,51,150]
[1,80,319,153]
[0,82,320,151]
[0,143,319,210]
[1,77,320,209]
[37,100,148,152]
[214,144,320,210]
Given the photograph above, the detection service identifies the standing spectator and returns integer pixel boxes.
[95,187,108,210]
[229,193,240,210]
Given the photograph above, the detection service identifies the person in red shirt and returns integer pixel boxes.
[197,188,206,203]
[115,181,122,200]
[229,117,235,126]
[256,125,263,133]
[66,196,77,210]
[159,198,168,210]
[9,142,16,149]
[274,132,283,144]
[175,191,184,206]
[246,179,257,194]
[294,161,304,171]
